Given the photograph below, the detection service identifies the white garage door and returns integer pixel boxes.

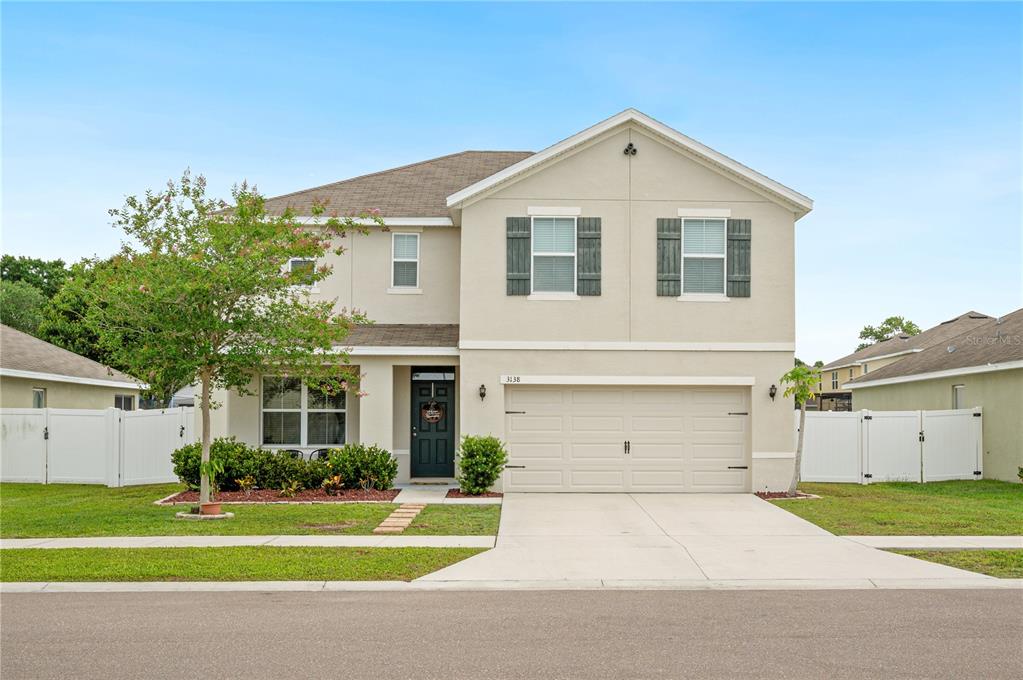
[504,385,750,493]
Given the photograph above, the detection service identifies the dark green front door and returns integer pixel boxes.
[411,377,455,477]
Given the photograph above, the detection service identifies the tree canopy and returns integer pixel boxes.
[0,280,47,335]
[856,316,921,351]
[0,255,69,299]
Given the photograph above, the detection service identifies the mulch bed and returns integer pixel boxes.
[446,489,503,499]
[161,488,400,505]
[755,491,818,500]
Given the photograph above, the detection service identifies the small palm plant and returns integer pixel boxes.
[780,364,822,496]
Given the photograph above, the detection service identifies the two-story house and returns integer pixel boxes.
[207,109,814,492]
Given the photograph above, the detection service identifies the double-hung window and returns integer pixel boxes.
[531,217,576,293]
[288,258,316,286]
[831,372,839,390]
[261,376,346,447]
[391,233,420,288]
[682,218,726,295]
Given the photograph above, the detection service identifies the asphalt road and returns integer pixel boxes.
[2,589,1021,679]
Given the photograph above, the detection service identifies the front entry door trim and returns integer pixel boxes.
[410,369,456,478]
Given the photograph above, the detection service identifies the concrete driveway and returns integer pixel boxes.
[421,494,992,584]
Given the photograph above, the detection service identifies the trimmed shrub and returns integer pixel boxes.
[255,451,309,491]
[327,444,398,490]
[456,435,507,495]
[171,438,256,491]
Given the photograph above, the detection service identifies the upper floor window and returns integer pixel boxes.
[532,217,576,293]
[849,368,854,380]
[682,219,726,294]
[261,376,346,447]
[391,233,420,288]
[114,394,135,411]
[863,363,869,373]
[831,372,839,390]
[288,258,316,286]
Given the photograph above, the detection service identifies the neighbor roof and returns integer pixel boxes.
[0,324,140,388]
[848,308,1023,387]
[446,109,814,217]
[339,324,459,348]
[262,151,533,219]
[822,311,992,371]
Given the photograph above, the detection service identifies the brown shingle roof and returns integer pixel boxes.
[849,309,1023,384]
[339,324,459,348]
[262,151,533,218]
[822,311,992,370]
[0,324,139,385]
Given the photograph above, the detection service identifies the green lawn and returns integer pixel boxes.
[0,546,484,582]
[403,504,501,536]
[771,480,1022,535]
[891,550,1023,579]
[0,483,500,537]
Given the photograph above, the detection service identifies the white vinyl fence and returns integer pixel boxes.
[1,407,195,487]
[797,408,983,484]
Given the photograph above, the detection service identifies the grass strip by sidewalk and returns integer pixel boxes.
[0,483,500,537]
[890,550,1023,579]
[770,480,1022,535]
[0,546,485,582]
[403,505,500,536]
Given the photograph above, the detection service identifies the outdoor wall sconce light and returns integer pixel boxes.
[478,384,487,401]
[769,384,778,401]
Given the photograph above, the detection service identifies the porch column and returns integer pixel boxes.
[357,358,394,452]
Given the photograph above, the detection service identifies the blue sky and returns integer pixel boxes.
[2,1,1021,361]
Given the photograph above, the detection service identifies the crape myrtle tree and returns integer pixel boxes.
[780,363,822,496]
[87,171,382,505]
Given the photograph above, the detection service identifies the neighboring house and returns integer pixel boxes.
[817,311,992,411]
[209,109,814,492]
[847,308,1022,482]
[0,324,140,410]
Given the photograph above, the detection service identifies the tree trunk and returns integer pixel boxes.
[789,402,806,496]
[199,370,212,505]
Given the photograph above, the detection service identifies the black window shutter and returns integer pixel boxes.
[726,219,751,298]
[576,217,601,296]
[506,217,531,295]
[656,218,682,296]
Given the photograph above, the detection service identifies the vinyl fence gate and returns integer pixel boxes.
[1,407,195,487]
[796,408,983,484]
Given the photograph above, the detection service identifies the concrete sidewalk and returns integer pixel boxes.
[844,536,1023,549]
[393,485,501,505]
[0,535,496,549]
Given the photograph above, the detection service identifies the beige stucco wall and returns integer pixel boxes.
[309,226,460,324]
[0,376,138,410]
[458,124,797,345]
[852,369,1022,482]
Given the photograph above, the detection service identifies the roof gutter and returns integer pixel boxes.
[294,217,454,227]
[0,368,143,390]
[823,348,921,371]
[846,359,1023,390]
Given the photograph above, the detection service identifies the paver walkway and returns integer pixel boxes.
[0,535,495,549]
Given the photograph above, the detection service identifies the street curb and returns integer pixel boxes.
[3,577,1020,594]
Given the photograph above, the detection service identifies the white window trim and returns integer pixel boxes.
[114,394,135,411]
[288,258,319,293]
[530,216,577,296]
[391,232,420,289]
[31,388,46,409]
[260,377,347,448]
[952,384,965,409]
[680,218,727,296]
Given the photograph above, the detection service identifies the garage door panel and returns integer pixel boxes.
[507,469,564,489]
[693,443,745,462]
[504,385,749,493]
[570,416,624,432]
[630,442,685,460]
[569,469,625,489]
[569,442,624,461]
[509,442,564,460]
[631,416,684,432]
[630,469,686,490]
[510,415,564,433]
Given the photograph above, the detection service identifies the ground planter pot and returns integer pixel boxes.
[199,501,223,515]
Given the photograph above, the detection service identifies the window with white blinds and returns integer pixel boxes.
[262,376,346,447]
[682,218,726,294]
[531,217,576,293]
[391,233,420,288]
